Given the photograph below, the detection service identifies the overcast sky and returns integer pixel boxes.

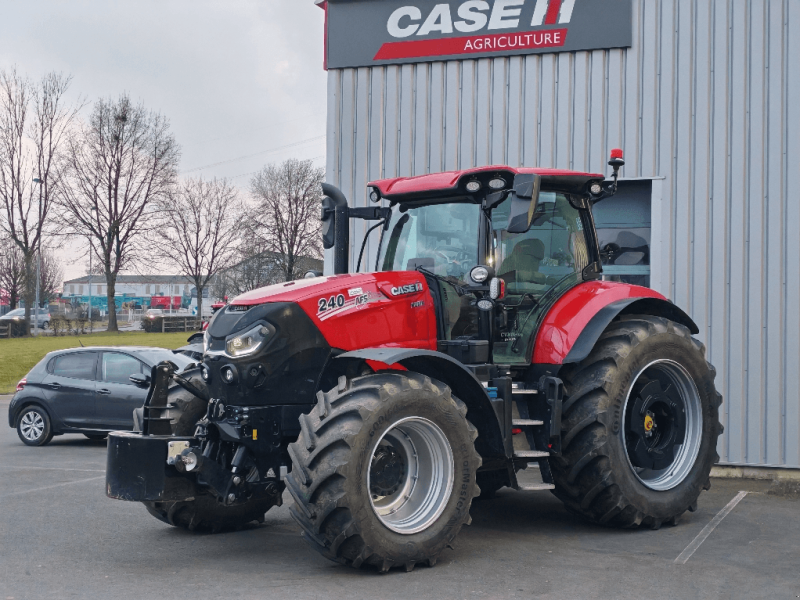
[0,0,328,282]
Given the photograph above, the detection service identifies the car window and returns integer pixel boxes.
[51,353,98,380]
[102,353,144,385]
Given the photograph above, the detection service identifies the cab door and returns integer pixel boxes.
[95,352,148,430]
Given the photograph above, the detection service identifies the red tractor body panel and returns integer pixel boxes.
[232,271,438,352]
[370,166,605,198]
[533,281,665,364]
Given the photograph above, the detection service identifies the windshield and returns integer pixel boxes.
[5,309,24,317]
[378,202,481,280]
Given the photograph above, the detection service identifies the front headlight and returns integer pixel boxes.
[225,323,271,358]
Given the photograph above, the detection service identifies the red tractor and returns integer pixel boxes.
[107,151,722,573]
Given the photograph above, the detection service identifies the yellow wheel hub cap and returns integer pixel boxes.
[644,414,655,432]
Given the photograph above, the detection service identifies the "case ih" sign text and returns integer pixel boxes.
[321,0,632,69]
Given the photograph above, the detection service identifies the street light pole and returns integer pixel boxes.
[89,207,97,334]
[88,244,92,333]
[33,178,43,336]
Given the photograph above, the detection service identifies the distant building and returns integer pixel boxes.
[62,275,191,299]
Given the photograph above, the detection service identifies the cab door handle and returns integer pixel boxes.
[50,383,62,390]
[97,389,111,395]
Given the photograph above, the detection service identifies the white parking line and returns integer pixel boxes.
[674,491,749,564]
[0,476,105,499]
[0,465,105,473]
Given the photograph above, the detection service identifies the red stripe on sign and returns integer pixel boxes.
[545,0,563,25]
[374,29,568,61]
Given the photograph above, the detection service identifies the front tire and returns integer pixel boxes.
[551,315,723,529]
[17,406,54,446]
[287,372,481,573]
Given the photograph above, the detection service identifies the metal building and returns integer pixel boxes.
[318,0,800,470]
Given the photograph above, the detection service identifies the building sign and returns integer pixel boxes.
[323,0,632,69]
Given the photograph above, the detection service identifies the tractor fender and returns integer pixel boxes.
[335,348,505,458]
[533,281,699,365]
[563,297,699,364]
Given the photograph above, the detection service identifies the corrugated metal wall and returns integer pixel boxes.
[325,0,800,469]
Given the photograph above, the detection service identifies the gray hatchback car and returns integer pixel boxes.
[8,346,195,446]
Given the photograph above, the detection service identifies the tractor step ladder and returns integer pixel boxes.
[512,419,544,426]
[510,384,556,490]
[518,482,556,491]
[513,450,549,459]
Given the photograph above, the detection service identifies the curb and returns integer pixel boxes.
[711,465,800,482]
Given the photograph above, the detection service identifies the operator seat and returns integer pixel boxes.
[498,238,547,285]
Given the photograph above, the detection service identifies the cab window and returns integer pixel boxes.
[492,192,589,297]
[378,202,481,281]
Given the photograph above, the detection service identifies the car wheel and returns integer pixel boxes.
[41,320,49,330]
[17,406,54,446]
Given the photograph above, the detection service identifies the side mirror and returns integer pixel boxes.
[320,183,350,275]
[507,174,541,233]
[130,373,151,388]
[320,195,338,250]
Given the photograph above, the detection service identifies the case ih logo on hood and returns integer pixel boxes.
[391,283,424,296]
[323,0,632,69]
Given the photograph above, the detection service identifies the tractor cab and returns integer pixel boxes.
[327,163,615,367]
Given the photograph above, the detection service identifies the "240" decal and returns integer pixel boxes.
[318,294,345,313]
[317,293,371,318]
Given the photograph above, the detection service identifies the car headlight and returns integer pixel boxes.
[225,323,272,358]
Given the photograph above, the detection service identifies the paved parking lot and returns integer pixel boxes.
[1,394,798,600]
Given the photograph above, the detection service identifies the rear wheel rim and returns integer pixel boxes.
[20,411,45,441]
[621,360,704,491]
[367,417,454,535]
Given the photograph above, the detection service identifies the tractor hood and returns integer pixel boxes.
[221,271,438,355]
[202,271,438,408]
[232,273,380,305]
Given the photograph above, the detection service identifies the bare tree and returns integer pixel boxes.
[36,248,63,306]
[153,177,241,322]
[0,69,80,331]
[59,94,180,332]
[0,236,25,309]
[250,158,324,282]
[216,241,283,298]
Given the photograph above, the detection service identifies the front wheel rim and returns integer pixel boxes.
[621,360,704,491]
[20,411,45,441]
[367,416,455,535]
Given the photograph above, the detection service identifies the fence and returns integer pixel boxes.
[141,316,202,333]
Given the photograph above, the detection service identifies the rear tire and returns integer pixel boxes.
[287,372,481,572]
[141,375,282,532]
[551,315,723,529]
